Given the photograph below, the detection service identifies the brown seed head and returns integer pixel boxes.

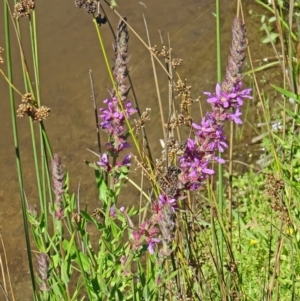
[13,0,35,19]
[34,106,51,121]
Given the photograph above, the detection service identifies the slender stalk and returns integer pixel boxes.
[31,11,51,234]
[166,33,174,168]
[215,0,224,273]
[89,69,101,154]
[143,15,166,142]
[4,0,36,295]
[228,120,233,247]
[30,11,40,105]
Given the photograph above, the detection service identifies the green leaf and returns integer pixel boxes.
[60,234,76,284]
[81,210,104,230]
[119,165,129,175]
[232,210,259,240]
[111,221,121,238]
[84,160,100,171]
[64,171,70,191]
[61,256,71,285]
[78,251,91,272]
[137,261,146,286]
[128,206,139,216]
[143,285,151,300]
[284,107,300,125]
[32,227,43,250]
[102,237,113,254]
[272,132,290,149]
[98,275,110,296]
[268,16,276,23]
[39,212,46,233]
[62,234,76,259]
[52,253,60,268]
[262,32,279,43]
[69,193,76,212]
[80,210,96,223]
[110,0,117,7]
[164,270,178,283]
[271,84,299,102]
[95,169,109,204]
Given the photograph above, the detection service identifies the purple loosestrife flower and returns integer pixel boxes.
[148,238,160,254]
[143,18,252,255]
[51,154,65,220]
[97,97,136,175]
[192,114,228,152]
[158,194,177,209]
[38,253,49,291]
[228,107,243,124]
[97,19,136,174]
[132,230,142,250]
[152,194,177,245]
[131,194,179,254]
[153,194,177,222]
[116,154,132,168]
[97,153,111,172]
[177,138,215,190]
[100,98,130,136]
[176,18,252,191]
[97,152,133,180]
[204,82,252,115]
[142,227,160,254]
[99,97,136,155]
[131,219,160,254]
[110,206,116,218]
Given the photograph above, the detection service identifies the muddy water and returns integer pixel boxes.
[0,0,264,299]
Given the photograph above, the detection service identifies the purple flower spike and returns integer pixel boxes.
[124,101,137,117]
[51,154,65,220]
[97,153,111,172]
[110,206,116,218]
[116,154,132,168]
[228,108,243,124]
[205,82,252,112]
[147,238,160,254]
[98,96,136,162]
[205,83,231,108]
[132,231,142,250]
[158,194,177,208]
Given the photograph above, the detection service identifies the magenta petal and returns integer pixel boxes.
[202,167,214,175]
[215,83,221,96]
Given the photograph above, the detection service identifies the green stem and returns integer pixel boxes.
[30,10,50,240]
[216,0,224,272]
[4,0,36,295]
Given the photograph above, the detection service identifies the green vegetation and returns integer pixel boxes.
[2,0,300,300]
